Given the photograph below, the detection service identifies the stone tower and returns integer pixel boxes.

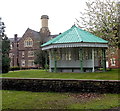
[40,15,50,43]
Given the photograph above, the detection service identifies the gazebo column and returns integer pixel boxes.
[54,49,57,73]
[102,48,106,72]
[45,51,48,71]
[92,48,95,72]
[79,48,83,72]
[49,50,52,72]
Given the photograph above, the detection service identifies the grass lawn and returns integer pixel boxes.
[2,90,120,110]
[1,69,119,80]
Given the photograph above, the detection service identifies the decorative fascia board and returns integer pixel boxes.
[42,43,108,50]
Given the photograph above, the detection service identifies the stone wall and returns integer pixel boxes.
[1,78,120,93]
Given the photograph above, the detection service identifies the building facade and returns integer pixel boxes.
[9,15,56,68]
[108,48,120,69]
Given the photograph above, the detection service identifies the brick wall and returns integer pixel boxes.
[108,48,120,68]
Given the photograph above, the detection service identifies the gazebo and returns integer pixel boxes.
[41,25,108,73]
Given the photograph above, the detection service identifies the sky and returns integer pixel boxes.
[0,0,90,38]
[0,0,119,38]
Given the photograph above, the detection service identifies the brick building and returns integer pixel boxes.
[9,15,57,68]
[107,48,120,69]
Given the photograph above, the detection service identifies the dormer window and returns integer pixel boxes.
[24,37,33,47]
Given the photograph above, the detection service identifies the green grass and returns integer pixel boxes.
[2,90,120,109]
[69,94,120,109]
[1,69,119,80]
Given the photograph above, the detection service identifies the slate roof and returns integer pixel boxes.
[9,28,57,43]
[9,37,21,42]
[44,34,58,43]
[9,28,41,42]
[24,28,41,41]
[41,25,108,47]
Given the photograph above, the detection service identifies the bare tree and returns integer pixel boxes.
[76,0,119,48]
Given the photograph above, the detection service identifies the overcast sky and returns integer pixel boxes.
[0,0,91,38]
[1,0,118,38]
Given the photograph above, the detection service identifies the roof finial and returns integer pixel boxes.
[72,23,76,28]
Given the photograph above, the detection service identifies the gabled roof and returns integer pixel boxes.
[9,28,41,42]
[44,34,58,43]
[23,28,41,41]
[41,25,108,47]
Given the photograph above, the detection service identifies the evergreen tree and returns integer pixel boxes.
[34,49,45,69]
[0,17,10,73]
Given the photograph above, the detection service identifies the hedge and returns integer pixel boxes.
[10,66,20,71]
[10,67,39,71]
[1,78,120,93]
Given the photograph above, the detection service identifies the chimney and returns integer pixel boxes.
[41,15,49,28]
[14,34,18,42]
[40,15,50,37]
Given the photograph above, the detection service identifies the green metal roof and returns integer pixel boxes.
[41,25,108,47]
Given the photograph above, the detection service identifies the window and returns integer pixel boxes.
[28,60,35,67]
[61,49,65,60]
[67,49,71,60]
[9,53,13,58]
[87,49,92,60]
[94,49,99,59]
[110,58,116,66]
[24,37,33,47]
[61,48,71,61]
[74,48,79,60]
[51,48,72,60]
[22,51,24,57]
[21,60,25,67]
[28,51,34,57]
[10,44,13,49]
[83,48,92,60]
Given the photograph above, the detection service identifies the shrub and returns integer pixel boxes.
[10,66,20,71]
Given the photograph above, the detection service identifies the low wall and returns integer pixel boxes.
[1,77,120,93]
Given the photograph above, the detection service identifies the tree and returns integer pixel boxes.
[0,17,10,73]
[34,49,48,69]
[0,18,2,74]
[76,0,119,48]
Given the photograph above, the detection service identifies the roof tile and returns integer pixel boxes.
[41,25,108,47]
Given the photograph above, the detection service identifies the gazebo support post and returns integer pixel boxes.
[49,50,52,72]
[45,51,48,72]
[79,48,83,72]
[54,49,57,73]
[102,48,106,72]
[92,48,95,72]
